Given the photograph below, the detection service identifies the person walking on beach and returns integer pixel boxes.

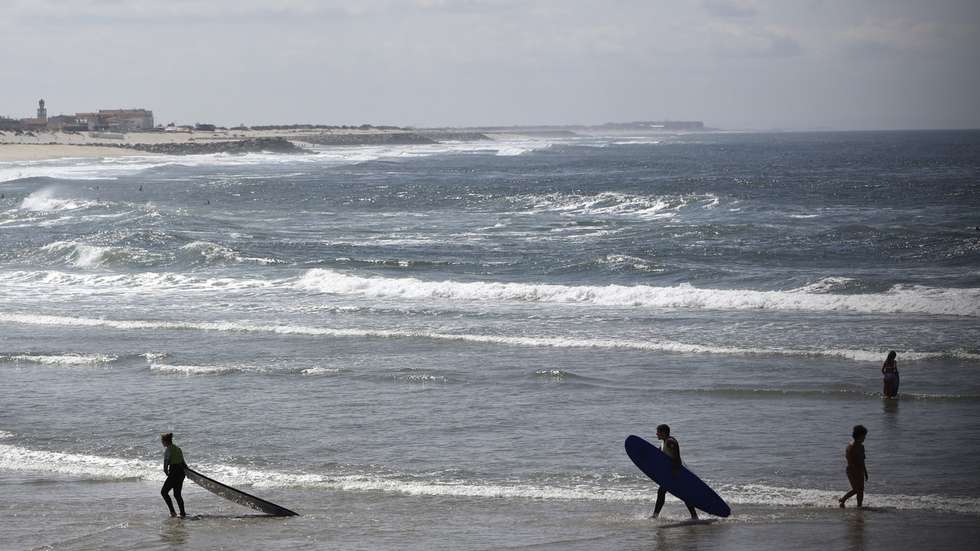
[652,424,699,519]
[160,432,187,518]
[882,351,899,398]
[839,425,869,508]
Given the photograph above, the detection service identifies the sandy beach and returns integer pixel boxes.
[0,128,496,161]
[0,144,158,161]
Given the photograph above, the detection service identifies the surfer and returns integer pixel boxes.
[652,424,698,519]
[881,351,899,398]
[838,425,869,508]
[160,432,187,518]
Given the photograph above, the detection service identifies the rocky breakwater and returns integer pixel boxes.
[300,132,437,146]
[119,137,306,155]
[417,131,492,142]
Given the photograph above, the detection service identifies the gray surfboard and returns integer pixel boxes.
[185,466,299,516]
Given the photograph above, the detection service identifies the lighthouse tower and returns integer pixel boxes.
[37,99,47,123]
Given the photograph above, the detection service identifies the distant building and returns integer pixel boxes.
[46,115,86,132]
[75,112,101,130]
[69,109,154,131]
[98,109,154,131]
[14,98,49,130]
[0,116,20,130]
[2,100,154,132]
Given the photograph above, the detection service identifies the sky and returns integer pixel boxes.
[1,0,978,130]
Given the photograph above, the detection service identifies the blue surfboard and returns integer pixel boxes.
[625,434,731,518]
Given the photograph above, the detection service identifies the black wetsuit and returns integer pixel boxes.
[161,445,186,517]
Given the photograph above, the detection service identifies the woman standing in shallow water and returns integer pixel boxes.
[882,351,899,398]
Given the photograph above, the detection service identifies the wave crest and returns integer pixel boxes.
[4,312,976,362]
[1,442,977,514]
[19,188,99,212]
[294,269,980,317]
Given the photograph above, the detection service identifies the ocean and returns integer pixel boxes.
[1,130,978,550]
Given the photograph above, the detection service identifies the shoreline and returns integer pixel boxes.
[0,128,496,162]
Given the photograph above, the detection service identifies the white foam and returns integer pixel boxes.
[514,192,718,219]
[3,312,976,363]
[1,353,117,366]
[1,442,976,514]
[301,367,342,375]
[19,188,99,212]
[721,483,980,515]
[0,443,160,481]
[597,254,662,272]
[150,363,238,375]
[0,270,279,293]
[294,269,980,317]
[0,431,13,439]
[0,156,169,183]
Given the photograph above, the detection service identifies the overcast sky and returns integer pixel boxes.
[1,0,978,130]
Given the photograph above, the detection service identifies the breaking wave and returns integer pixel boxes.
[1,443,977,514]
[179,241,280,265]
[0,353,117,366]
[511,192,719,218]
[294,269,980,317]
[149,363,242,375]
[3,312,977,363]
[37,241,152,268]
[19,188,100,212]
[0,270,278,291]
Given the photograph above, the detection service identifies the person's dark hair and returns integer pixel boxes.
[852,425,867,439]
[161,432,173,444]
[885,350,897,362]
[656,424,670,436]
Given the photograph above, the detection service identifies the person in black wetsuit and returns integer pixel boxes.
[881,351,899,398]
[652,424,699,519]
[160,432,187,518]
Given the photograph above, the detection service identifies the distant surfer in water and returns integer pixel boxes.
[160,432,187,518]
[881,351,899,398]
[838,425,869,508]
[652,424,698,519]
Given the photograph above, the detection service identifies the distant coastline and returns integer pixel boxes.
[0,120,710,162]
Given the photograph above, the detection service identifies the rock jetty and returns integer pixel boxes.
[117,137,306,155]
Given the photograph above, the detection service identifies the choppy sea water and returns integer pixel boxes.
[1,130,979,550]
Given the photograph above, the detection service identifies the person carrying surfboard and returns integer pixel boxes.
[652,424,698,519]
[160,432,187,518]
[838,425,869,508]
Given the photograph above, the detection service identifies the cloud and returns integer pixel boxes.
[703,22,803,58]
[702,0,757,18]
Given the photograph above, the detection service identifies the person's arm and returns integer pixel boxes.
[163,447,171,475]
[861,446,868,480]
[669,439,682,474]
